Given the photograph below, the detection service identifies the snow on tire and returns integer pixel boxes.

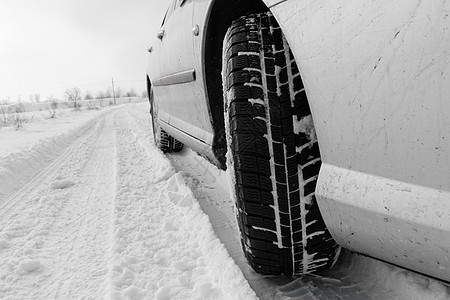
[151,112,183,153]
[154,125,183,153]
[222,12,340,275]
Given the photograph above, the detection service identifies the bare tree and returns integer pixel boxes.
[125,88,137,97]
[0,98,11,125]
[7,98,26,129]
[45,97,59,118]
[65,87,81,109]
[29,93,41,103]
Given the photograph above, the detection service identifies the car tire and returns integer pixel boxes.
[222,12,340,275]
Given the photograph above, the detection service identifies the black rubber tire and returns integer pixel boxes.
[172,139,183,152]
[222,12,340,275]
[154,124,183,153]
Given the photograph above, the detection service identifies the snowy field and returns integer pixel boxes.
[0,102,449,299]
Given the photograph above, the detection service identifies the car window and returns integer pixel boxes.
[161,0,178,27]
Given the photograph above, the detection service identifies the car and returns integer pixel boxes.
[146,0,450,281]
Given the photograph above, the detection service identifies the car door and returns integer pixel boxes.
[153,0,214,144]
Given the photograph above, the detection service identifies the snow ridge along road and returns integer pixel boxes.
[0,112,118,299]
[0,104,257,299]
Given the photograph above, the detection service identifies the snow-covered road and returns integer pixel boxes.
[0,103,449,299]
[1,111,117,298]
[0,104,256,299]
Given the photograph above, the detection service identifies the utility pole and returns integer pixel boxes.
[112,77,116,105]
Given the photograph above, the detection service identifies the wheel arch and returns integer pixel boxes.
[146,75,152,102]
[203,0,314,170]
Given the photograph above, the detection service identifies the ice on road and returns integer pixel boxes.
[0,104,257,300]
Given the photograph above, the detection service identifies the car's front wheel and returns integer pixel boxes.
[222,12,340,275]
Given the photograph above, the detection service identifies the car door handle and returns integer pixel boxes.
[157,30,165,40]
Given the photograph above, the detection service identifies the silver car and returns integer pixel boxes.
[146,0,450,281]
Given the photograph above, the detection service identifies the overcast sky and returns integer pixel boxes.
[0,0,169,102]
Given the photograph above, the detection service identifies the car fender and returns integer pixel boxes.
[268,0,450,281]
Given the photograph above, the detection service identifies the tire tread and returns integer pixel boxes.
[223,12,339,275]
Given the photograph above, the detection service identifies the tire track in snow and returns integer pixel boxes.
[0,116,102,216]
[44,112,117,299]
[105,107,176,298]
[105,105,257,300]
[0,111,117,299]
[0,107,117,202]
[0,118,104,253]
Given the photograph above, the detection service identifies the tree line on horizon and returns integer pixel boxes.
[1,86,148,106]
[0,86,149,129]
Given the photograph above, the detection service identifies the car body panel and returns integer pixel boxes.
[318,164,450,281]
[148,0,214,144]
[270,0,450,280]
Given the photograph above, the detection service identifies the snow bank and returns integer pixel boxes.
[0,107,116,198]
